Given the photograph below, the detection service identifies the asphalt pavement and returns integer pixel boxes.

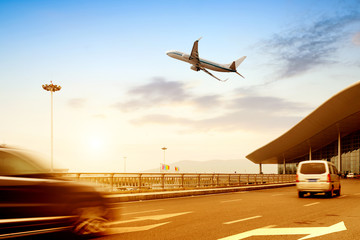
[101,179,360,240]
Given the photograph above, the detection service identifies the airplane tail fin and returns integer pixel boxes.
[229,56,246,71]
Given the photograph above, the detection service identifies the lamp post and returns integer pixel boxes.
[162,146,167,164]
[42,81,61,172]
[161,147,167,172]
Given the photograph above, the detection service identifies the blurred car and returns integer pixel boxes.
[0,145,111,239]
[347,172,355,178]
[296,160,341,198]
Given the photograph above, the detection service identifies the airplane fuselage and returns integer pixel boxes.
[166,50,235,73]
[166,38,245,81]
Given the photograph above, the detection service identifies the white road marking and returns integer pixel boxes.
[339,195,347,198]
[223,215,262,225]
[120,194,207,204]
[272,194,284,196]
[107,222,169,234]
[109,211,192,225]
[122,209,163,216]
[218,221,347,240]
[221,199,242,203]
[304,202,320,207]
[109,205,125,209]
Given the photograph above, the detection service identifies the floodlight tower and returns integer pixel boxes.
[42,81,61,172]
[162,147,167,164]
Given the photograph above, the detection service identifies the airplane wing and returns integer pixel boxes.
[200,67,228,82]
[189,37,202,64]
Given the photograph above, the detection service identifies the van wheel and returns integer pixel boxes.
[335,186,341,197]
[326,188,334,198]
[298,191,304,198]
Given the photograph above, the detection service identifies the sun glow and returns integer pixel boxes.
[89,137,104,150]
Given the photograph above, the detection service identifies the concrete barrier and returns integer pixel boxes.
[105,183,295,202]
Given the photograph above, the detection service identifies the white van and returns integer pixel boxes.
[296,160,341,198]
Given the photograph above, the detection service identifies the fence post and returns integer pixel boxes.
[110,173,114,192]
[161,174,165,190]
[198,174,201,187]
[138,174,142,191]
[181,174,184,188]
[228,174,231,186]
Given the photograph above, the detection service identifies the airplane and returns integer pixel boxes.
[166,38,246,82]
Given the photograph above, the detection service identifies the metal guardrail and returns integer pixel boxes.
[53,173,296,192]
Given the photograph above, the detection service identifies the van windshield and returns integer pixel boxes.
[300,163,326,174]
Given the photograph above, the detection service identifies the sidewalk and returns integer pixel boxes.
[104,182,295,203]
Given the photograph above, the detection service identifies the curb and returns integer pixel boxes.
[105,183,295,203]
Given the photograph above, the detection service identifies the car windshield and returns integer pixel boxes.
[300,162,326,174]
[0,150,48,175]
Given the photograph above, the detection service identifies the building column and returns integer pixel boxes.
[259,163,262,174]
[309,146,312,160]
[283,158,286,174]
[338,131,341,172]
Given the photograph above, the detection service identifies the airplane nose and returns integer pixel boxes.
[166,51,171,56]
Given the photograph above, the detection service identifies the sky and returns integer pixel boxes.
[0,0,360,173]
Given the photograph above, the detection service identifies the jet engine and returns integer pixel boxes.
[190,65,200,71]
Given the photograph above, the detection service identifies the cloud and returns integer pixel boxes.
[131,110,303,133]
[114,77,192,112]
[128,77,189,101]
[192,95,222,109]
[227,95,307,113]
[192,110,302,132]
[67,98,87,108]
[131,114,191,126]
[92,114,106,119]
[124,83,309,133]
[114,78,227,112]
[352,32,360,45]
[264,12,360,78]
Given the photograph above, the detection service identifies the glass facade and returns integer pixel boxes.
[279,130,360,174]
[278,163,297,174]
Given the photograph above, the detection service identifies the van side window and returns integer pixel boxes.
[333,166,338,175]
[329,165,334,174]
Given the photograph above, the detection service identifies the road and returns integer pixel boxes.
[100,179,360,240]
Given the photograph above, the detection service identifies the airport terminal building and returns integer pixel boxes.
[246,81,360,175]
